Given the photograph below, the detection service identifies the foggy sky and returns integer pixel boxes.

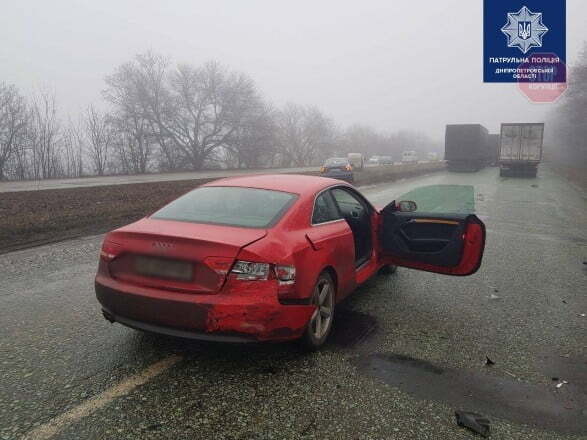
[1,0,585,140]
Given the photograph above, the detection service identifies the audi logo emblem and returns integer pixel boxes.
[152,241,174,250]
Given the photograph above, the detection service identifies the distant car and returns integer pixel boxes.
[95,174,486,349]
[368,155,392,165]
[402,151,418,163]
[347,153,364,170]
[320,157,354,183]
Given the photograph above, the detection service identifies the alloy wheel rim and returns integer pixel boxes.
[311,279,333,339]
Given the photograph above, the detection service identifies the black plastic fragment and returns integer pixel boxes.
[485,356,495,366]
[455,410,490,437]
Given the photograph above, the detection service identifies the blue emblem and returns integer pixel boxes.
[501,6,548,54]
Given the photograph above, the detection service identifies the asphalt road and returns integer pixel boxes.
[1,166,586,440]
[0,162,432,193]
[0,167,317,193]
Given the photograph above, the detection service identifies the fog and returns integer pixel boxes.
[1,0,586,139]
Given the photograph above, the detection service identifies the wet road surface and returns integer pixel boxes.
[1,166,586,439]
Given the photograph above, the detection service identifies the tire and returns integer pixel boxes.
[378,264,397,275]
[301,272,335,350]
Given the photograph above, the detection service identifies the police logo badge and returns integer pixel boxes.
[501,6,548,54]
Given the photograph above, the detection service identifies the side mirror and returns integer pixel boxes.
[397,200,417,212]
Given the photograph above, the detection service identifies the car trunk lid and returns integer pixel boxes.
[106,218,267,293]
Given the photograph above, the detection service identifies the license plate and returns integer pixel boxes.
[135,256,193,282]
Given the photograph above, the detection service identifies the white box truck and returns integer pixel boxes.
[499,123,544,178]
[347,153,364,170]
[401,151,418,163]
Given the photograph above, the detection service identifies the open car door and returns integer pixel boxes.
[379,201,485,276]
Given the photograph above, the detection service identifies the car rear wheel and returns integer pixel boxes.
[301,272,335,350]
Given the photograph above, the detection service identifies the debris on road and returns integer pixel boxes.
[485,356,495,366]
[489,294,500,300]
[455,411,491,437]
[555,380,569,389]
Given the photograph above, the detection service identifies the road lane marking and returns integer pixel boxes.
[21,355,182,440]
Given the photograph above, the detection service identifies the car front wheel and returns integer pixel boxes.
[301,272,335,350]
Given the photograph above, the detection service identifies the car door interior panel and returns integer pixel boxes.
[381,203,486,274]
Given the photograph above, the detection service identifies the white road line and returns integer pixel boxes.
[21,355,182,440]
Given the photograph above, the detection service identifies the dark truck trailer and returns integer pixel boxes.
[499,123,544,178]
[445,124,490,171]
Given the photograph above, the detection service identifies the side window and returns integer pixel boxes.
[331,188,365,216]
[312,191,341,224]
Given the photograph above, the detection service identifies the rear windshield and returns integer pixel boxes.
[325,158,348,166]
[152,186,297,228]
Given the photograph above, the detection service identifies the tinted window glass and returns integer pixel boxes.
[312,192,341,224]
[152,187,297,228]
[397,184,475,214]
[331,188,364,215]
[324,158,348,166]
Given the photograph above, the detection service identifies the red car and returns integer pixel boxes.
[96,174,485,349]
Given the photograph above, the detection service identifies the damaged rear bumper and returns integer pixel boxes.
[95,275,314,342]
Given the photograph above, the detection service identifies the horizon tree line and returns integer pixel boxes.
[2,51,449,181]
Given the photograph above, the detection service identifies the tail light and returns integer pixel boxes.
[229,260,296,283]
[275,265,296,283]
[345,164,352,171]
[100,240,122,262]
[231,261,271,280]
[98,239,122,277]
[204,256,234,276]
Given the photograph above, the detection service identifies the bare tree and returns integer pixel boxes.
[164,61,262,169]
[339,125,385,157]
[226,102,278,168]
[28,90,62,179]
[104,52,176,171]
[62,119,84,177]
[110,112,153,174]
[276,103,335,166]
[84,105,112,175]
[0,83,28,180]
[105,52,266,171]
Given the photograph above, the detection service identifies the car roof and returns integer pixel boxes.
[203,174,347,194]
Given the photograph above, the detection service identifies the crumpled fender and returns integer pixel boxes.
[206,277,315,341]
